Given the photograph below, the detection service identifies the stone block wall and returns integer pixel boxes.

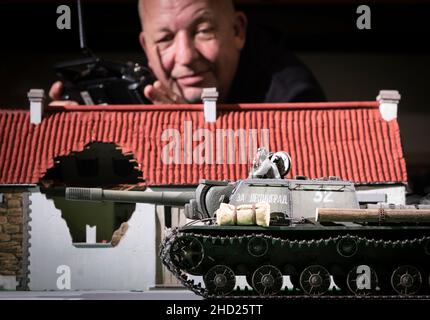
[0,192,27,289]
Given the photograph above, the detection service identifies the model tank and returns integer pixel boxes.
[66,148,430,299]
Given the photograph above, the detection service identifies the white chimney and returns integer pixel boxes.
[377,90,401,121]
[201,87,219,123]
[28,89,46,125]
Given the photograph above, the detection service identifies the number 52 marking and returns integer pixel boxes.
[313,191,333,203]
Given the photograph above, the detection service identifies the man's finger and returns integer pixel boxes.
[153,81,177,101]
[156,82,179,103]
[49,100,79,107]
[144,84,167,104]
[144,84,162,104]
[153,81,185,103]
[144,83,175,104]
[153,81,163,90]
[49,81,64,100]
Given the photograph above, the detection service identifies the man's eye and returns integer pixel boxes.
[195,27,215,39]
[197,28,211,34]
[156,35,173,43]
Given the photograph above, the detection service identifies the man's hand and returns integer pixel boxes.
[48,81,79,106]
[49,80,187,106]
[144,80,187,104]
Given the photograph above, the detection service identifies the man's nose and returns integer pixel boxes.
[174,32,198,66]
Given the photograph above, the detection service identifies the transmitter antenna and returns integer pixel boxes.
[77,0,94,57]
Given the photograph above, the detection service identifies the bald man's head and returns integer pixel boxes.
[138,0,236,30]
[137,0,247,103]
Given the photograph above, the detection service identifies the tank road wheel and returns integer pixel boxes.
[391,265,422,295]
[247,237,269,257]
[299,265,331,296]
[336,237,358,258]
[169,235,204,272]
[347,265,379,296]
[252,265,283,296]
[204,265,236,296]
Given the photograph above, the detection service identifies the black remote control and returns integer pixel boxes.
[54,57,155,105]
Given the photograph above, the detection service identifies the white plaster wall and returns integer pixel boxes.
[0,275,18,290]
[356,185,406,205]
[28,192,156,291]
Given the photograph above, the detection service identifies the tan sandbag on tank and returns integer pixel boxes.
[216,203,237,226]
[236,203,271,226]
[255,202,271,227]
[236,204,257,225]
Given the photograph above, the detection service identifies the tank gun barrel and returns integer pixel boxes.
[65,187,195,206]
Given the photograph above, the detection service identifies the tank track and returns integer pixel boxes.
[160,228,430,300]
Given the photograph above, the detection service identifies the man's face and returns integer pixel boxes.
[139,0,247,103]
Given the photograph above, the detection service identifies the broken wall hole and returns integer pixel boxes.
[42,142,144,187]
[40,142,145,246]
[44,191,135,246]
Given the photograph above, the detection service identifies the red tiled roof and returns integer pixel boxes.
[0,102,407,186]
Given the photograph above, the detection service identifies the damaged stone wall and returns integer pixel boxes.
[0,191,27,289]
[29,191,155,290]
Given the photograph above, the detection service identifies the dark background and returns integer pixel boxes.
[0,0,429,197]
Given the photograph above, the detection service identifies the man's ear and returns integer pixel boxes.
[233,12,247,50]
[139,31,152,68]
[139,31,147,52]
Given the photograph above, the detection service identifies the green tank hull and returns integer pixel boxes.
[161,224,430,298]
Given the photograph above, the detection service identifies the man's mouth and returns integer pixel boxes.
[175,70,210,87]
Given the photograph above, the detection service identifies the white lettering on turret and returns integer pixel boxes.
[248,193,288,205]
[313,191,334,203]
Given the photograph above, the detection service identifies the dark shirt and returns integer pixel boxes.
[227,24,326,103]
